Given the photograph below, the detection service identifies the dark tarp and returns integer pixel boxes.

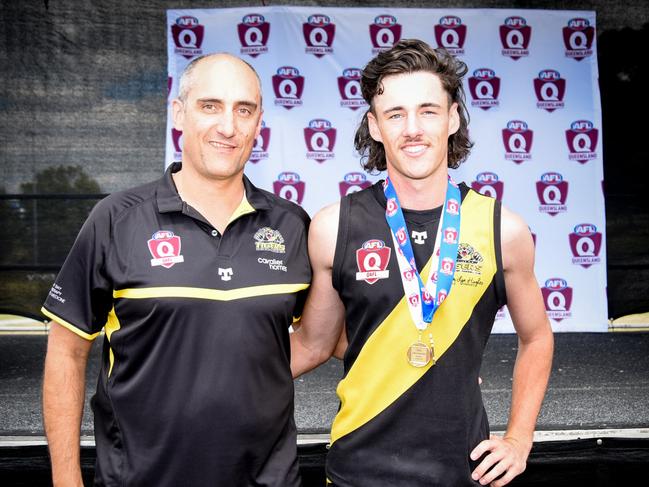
[1,1,648,319]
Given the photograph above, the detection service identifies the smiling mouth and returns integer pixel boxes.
[208,141,236,150]
[401,144,427,155]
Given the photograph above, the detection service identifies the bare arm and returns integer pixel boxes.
[43,321,94,487]
[471,206,554,486]
[291,202,346,378]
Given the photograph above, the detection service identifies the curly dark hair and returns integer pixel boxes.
[354,38,473,172]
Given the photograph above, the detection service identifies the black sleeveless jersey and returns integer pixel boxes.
[327,181,506,486]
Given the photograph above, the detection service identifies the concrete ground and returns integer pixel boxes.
[1,330,648,439]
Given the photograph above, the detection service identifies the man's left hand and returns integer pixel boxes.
[470,435,529,486]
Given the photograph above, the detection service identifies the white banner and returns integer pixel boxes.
[166,7,607,332]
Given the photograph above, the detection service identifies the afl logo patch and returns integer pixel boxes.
[356,239,391,284]
[148,230,184,268]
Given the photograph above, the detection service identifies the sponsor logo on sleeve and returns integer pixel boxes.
[563,18,594,61]
[338,68,367,110]
[565,120,598,163]
[171,16,204,59]
[471,172,504,201]
[304,119,336,163]
[273,172,305,205]
[356,239,391,284]
[536,172,568,216]
[534,69,566,112]
[569,223,602,268]
[303,14,335,57]
[468,68,500,110]
[273,66,304,109]
[148,230,184,268]
[238,14,270,57]
[542,278,573,322]
[339,172,371,196]
[434,15,467,56]
[500,16,531,59]
[249,121,270,162]
[48,283,66,303]
[502,120,533,163]
[369,15,402,54]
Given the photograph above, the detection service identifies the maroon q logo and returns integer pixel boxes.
[304,119,336,163]
[249,122,270,163]
[434,15,467,56]
[534,69,566,112]
[471,172,504,201]
[468,68,501,110]
[369,15,402,53]
[502,120,533,164]
[171,128,183,155]
[273,172,305,205]
[303,14,335,57]
[566,120,598,164]
[542,278,573,322]
[238,13,270,57]
[338,68,366,110]
[171,16,204,59]
[272,66,305,109]
[563,18,595,61]
[500,16,531,59]
[536,172,568,216]
[339,172,372,197]
[569,223,602,268]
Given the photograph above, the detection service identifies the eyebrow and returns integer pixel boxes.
[382,102,443,115]
[196,98,259,111]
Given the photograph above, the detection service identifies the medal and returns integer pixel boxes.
[383,177,461,368]
[407,341,432,367]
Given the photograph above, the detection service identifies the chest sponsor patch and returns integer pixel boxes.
[148,230,184,268]
[356,239,391,284]
[454,243,485,287]
[254,227,286,253]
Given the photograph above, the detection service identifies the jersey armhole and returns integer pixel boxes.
[493,199,507,307]
[332,196,351,293]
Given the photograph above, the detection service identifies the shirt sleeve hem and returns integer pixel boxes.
[41,307,100,341]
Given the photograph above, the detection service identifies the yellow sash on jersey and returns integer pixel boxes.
[330,191,497,445]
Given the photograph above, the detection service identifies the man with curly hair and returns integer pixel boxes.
[291,39,553,486]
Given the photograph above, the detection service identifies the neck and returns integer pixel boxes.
[173,166,245,233]
[387,171,449,211]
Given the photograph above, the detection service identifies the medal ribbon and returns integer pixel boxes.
[383,176,461,330]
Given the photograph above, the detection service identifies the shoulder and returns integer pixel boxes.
[500,203,535,271]
[86,179,158,226]
[256,187,311,229]
[311,200,341,236]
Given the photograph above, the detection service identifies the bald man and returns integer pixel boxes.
[42,54,310,486]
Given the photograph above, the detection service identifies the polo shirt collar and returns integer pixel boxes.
[156,161,272,214]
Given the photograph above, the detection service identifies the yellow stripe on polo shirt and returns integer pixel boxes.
[113,283,310,301]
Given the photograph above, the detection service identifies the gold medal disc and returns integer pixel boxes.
[407,341,432,367]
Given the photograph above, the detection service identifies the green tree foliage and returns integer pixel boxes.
[19,165,103,266]
[0,167,104,316]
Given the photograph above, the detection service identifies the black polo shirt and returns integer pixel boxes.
[42,162,310,487]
